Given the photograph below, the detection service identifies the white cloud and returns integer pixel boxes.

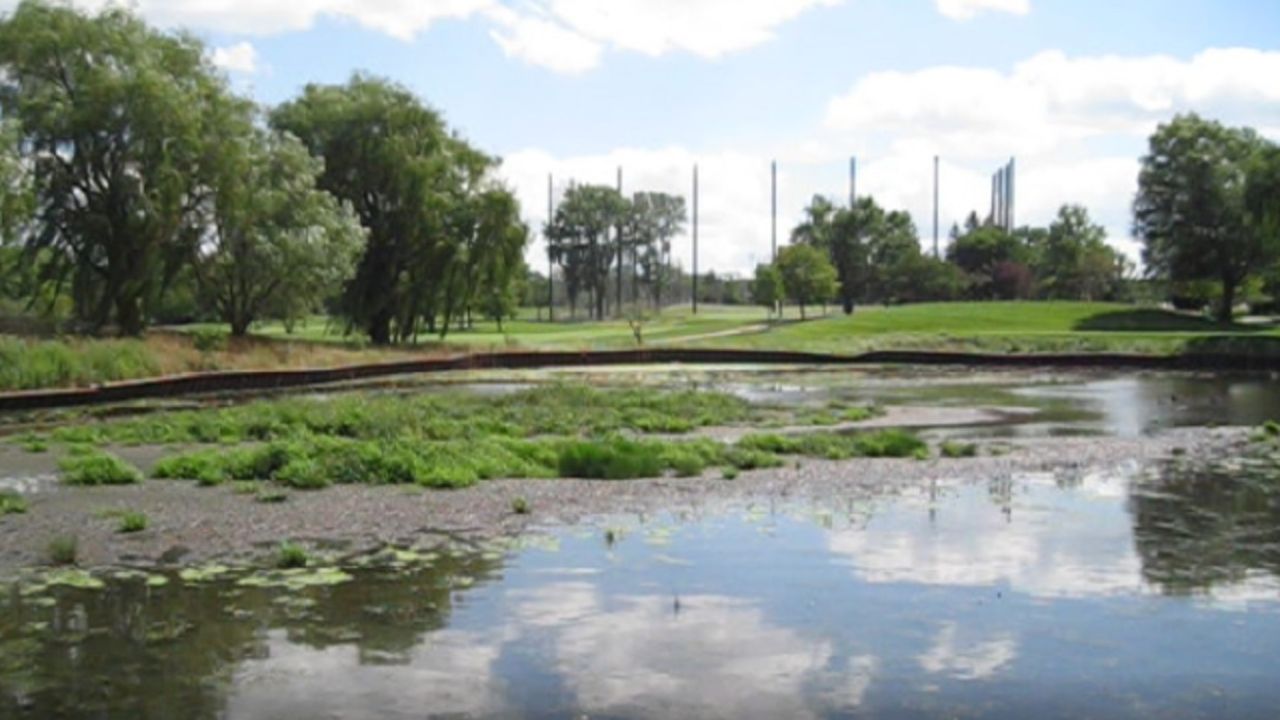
[210,42,260,74]
[918,623,1018,681]
[537,0,842,59]
[485,5,603,75]
[0,0,842,72]
[935,0,1030,21]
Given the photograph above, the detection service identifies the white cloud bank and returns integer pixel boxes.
[3,0,1034,73]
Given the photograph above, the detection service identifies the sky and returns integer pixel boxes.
[7,0,1279,276]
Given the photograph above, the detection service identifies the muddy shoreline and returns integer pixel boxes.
[0,426,1245,573]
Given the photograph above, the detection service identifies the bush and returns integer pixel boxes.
[59,450,143,486]
[275,459,332,490]
[940,441,979,458]
[48,536,78,565]
[118,512,149,534]
[276,542,310,569]
[0,491,28,515]
[190,328,228,353]
[558,439,665,480]
[511,497,531,515]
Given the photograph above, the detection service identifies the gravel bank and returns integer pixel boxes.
[0,426,1244,572]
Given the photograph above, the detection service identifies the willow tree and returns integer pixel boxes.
[0,1,235,335]
[547,185,630,320]
[198,128,364,336]
[273,75,502,344]
[630,192,687,311]
[438,187,528,338]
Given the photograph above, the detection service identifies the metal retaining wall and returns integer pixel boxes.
[0,348,1275,413]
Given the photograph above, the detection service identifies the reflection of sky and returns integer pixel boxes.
[214,467,1280,718]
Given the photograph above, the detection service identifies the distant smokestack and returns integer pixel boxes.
[1006,158,1016,230]
[693,164,700,315]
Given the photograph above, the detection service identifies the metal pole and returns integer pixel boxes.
[547,173,554,322]
[616,166,623,316]
[1006,158,1016,231]
[693,164,700,315]
[932,156,940,258]
[771,160,778,262]
[850,156,858,208]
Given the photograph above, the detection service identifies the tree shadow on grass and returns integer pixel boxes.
[1073,309,1271,333]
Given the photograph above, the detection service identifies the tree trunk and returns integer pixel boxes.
[1219,276,1237,324]
[115,294,145,337]
[799,303,807,321]
[368,309,393,346]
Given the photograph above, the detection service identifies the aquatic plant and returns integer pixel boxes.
[256,489,289,504]
[940,441,979,458]
[557,439,665,480]
[48,535,78,565]
[118,512,149,534]
[511,497,531,515]
[0,491,28,515]
[721,467,740,480]
[276,542,310,569]
[59,450,143,486]
[737,430,927,461]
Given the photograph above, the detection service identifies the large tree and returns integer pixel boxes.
[629,192,687,311]
[439,186,528,338]
[0,1,239,335]
[272,75,497,344]
[0,119,31,244]
[546,185,629,320]
[1039,205,1127,301]
[947,224,1031,299]
[1135,114,1277,322]
[198,128,363,336]
[776,244,838,320]
[794,195,922,312]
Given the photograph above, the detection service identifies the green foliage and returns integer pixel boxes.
[59,450,143,486]
[751,263,785,314]
[275,459,333,490]
[1263,421,1280,438]
[738,430,927,461]
[630,192,688,309]
[511,497,531,515]
[1035,205,1129,301]
[276,542,310,569]
[201,128,363,337]
[118,512,149,534]
[940,441,979,458]
[0,491,28,515]
[0,1,248,335]
[721,467,741,481]
[547,184,633,320]
[557,438,666,480]
[1136,114,1279,321]
[256,489,289,504]
[0,337,160,392]
[273,74,520,345]
[190,328,228,353]
[48,536,78,566]
[776,244,839,320]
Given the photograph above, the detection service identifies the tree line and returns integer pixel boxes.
[753,114,1279,322]
[0,1,531,344]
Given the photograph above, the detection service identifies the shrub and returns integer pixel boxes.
[721,467,740,481]
[558,439,665,480]
[1265,420,1280,438]
[48,536,78,565]
[0,492,28,515]
[59,450,143,486]
[511,497,531,515]
[277,542,310,569]
[118,512,149,534]
[275,459,332,490]
[940,441,979,459]
[190,328,228,353]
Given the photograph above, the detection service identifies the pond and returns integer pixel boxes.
[3,458,1278,719]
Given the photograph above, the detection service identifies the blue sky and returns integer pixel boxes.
[10,0,1278,274]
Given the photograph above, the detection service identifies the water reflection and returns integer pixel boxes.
[3,461,1280,718]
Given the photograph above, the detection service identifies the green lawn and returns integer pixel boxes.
[699,302,1280,355]
[172,302,1279,357]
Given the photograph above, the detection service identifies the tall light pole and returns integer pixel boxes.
[770,160,778,262]
[933,156,940,258]
[849,156,858,208]
[692,164,700,315]
[615,166,624,316]
[547,173,555,322]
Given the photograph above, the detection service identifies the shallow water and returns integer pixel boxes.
[3,462,1279,719]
